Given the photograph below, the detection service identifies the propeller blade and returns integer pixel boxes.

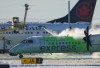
[83,26,92,51]
[86,26,89,35]
[84,30,87,36]
[89,35,92,47]
[87,42,89,51]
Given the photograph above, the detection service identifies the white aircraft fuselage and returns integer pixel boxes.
[0,22,90,50]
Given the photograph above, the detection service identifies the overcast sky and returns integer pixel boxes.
[0,0,100,22]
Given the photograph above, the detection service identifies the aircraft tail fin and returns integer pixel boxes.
[47,0,97,23]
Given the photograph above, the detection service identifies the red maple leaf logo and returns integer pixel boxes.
[76,3,92,19]
[79,6,90,16]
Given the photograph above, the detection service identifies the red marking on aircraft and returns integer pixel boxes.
[79,5,90,15]
[76,2,92,19]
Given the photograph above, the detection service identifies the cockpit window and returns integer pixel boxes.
[21,40,27,43]
[21,40,33,43]
[28,40,33,43]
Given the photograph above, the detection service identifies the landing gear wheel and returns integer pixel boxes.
[19,54,23,59]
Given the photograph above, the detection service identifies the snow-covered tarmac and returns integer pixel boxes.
[0,53,100,68]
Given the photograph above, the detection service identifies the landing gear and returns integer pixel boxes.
[19,54,23,59]
[50,53,52,55]
[9,53,17,56]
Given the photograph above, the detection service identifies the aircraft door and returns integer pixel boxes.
[5,39,12,50]
[0,37,12,53]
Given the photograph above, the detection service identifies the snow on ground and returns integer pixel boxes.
[2,58,100,68]
[0,53,100,68]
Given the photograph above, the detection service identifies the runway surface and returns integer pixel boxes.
[0,53,100,68]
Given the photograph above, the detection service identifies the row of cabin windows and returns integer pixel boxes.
[0,27,44,30]
[47,41,84,45]
[26,27,44,30]
[25,31,49,34]
[0,31,49,34]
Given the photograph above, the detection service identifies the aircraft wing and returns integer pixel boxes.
[41,26,58,36]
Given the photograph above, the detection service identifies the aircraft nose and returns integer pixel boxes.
[9,47,16,54]
[9,44,20,54]
[9,47,17,56]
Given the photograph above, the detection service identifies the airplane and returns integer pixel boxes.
[9,27,100,58]
[0,0,97,53]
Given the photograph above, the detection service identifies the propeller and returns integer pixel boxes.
[83,26,92,51]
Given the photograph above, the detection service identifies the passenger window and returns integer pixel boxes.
[9,32,11,34]
[75,42,77,44]
[31,32,33,34]
[28,40,33,43]
[78,42,80,44]
[72,42,74,44]
[62,42,64,44]
[36,27,38,30]
[9,27,11,29]
[28,32,30,34]
[21,40,33,43]
[59,42,61,45]
[37,32,39,34]
[49,42,51,45]
[26,28,28,30]
[30,28,31,30]
[46,32,48,34]
[43,32,45,34]
[32,27,35,30]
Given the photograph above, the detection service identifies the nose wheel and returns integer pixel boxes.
[19,54,23,59]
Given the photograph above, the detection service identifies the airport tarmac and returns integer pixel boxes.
[1,58,100,68]
[0,53,100,68]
